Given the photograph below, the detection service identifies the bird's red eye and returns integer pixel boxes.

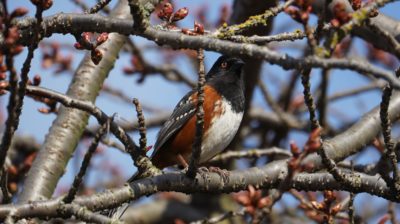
[221,62,228,69]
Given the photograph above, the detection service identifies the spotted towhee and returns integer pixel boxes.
[110,56,245,218]
[130,55,245,181]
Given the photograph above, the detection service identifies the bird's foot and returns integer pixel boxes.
[208,166,230,183]
[196,166,230,183]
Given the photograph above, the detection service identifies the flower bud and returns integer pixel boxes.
[33,74,41,86]
[194,21,204,35]
[96,32,109,45]
[171,7,188,22]
[74,42,84,50]
[11,7,29,18]
[158,3,174,21]
[91,48,102,65]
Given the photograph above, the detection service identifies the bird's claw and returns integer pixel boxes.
[197,166,230,183]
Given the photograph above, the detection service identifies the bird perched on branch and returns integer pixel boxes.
[129,55,245,181]
[110,56,245,219]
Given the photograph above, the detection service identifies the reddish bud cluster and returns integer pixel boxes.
[372,138,385,153]
[233,185,271,217]
[10,7,29,18]
[287,128,322,175]
[36,97,57,114]
[310,191,341,222]
[304,128,322,153]
[7,151,37,194]
[332,37,351,58]
[181,21,205,36]
[96,32,109,45]
[4,27,20,48]
[351,0,362,10]
[26,74,42,86]
[196,5,207,28]
[41,42,72,73]
[1,7,29,57]
[216,4,230,27]
[172,7,189,22]
[123,56,145,74]
[288,142,305,174]
[74,32,109,65]
[294,0,313,9]
[285,5,312,24]
[367,44,397,68]
[330,3,352,27]
[33,74,41,86]
[295,191,342,223]
[290,141,301,157]
[157,2,188,23]
[30,0,53,10]
[157,3,174,21]
[285,0,312,24]
[90,49,102,65]
[0,71,6,80]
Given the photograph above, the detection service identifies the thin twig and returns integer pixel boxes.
[228,31,306,45]
[0,82,157,176]
[300,69,319,130]
[216,0,294,37]
[86,0,112,14]
[0,1,43,182]
[124,41,195,87]
[59,203,122,224]
[0,168,11,203]
[187,49,205,178]
[209,147,291,164]
[132,98,147,151]
[64,120,111,203]
[379,67,400,191]
[348,192,355,224]
[0,1,19,183]
[258,79,287,123]
[328,81,385,102]
[300,67,360,191]
[317,69,329,127]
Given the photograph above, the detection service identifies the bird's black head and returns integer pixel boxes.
[207,56,245,112]
[206,56,245,81]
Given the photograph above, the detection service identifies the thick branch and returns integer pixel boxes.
[0,160,397,220]
[18,0,133,202]
[13,14,400,89]
[303,91,400,169]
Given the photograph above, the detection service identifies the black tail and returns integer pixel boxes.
[105,171,140,219]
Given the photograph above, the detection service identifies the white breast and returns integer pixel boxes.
[199,98,243,163]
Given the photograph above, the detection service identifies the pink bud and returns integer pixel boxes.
[171,7,188,22]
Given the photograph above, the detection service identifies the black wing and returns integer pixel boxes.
[151,90,197,156]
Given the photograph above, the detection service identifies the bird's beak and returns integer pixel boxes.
[232,59,245,72]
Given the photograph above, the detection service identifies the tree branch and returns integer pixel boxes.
[0,160,397,220]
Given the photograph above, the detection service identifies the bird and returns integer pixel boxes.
[109,55,245,219]
[129,55,245,181]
